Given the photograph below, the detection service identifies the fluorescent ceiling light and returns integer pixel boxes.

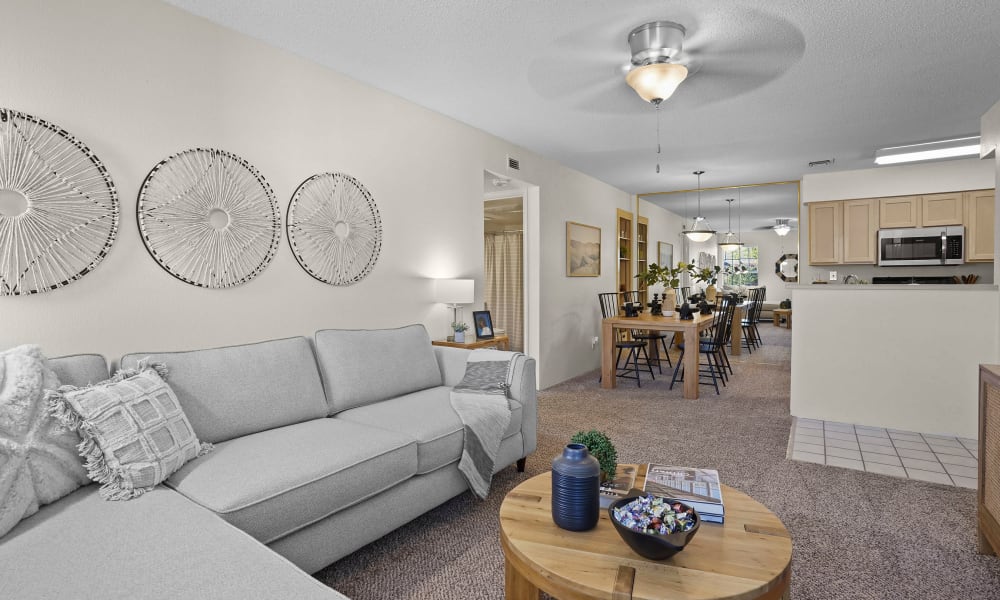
[874,136,981,165]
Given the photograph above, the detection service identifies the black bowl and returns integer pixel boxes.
[608,495,700,560]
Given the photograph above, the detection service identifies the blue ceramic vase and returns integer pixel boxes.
[551,443,600,531]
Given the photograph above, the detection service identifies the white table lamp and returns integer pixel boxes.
[434,278,474,324]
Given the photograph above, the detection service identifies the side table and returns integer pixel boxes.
[773,308,792,329]
[432,334,510,351]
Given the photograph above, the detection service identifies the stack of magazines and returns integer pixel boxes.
[642,464,725,523]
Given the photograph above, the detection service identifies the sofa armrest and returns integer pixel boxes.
[432,347,538,458]
[433,345,472,387]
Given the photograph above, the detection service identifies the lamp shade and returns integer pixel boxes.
[434,278,474,305]
[625,63,689,103]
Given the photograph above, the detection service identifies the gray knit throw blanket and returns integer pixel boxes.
[450,349,521,499]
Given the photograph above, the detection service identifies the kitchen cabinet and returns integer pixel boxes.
[879,196,920,228]
[808,199,877,265]
[921,192,964,226]
[808,201,842,264]
[879,193,964,228]
[966,189,995,262]
[842,198,878,263]
[810,188,994,265]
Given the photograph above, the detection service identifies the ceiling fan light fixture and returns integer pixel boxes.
[626,63,689,103]
[626,21,689,103]
[773,219,792,236]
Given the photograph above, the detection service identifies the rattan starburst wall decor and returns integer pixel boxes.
[287,172,382,286]
[137,148,280,288]
[0,108,119,296]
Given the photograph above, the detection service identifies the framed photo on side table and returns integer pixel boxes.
[566,221,601,277]
[472,311,495,340]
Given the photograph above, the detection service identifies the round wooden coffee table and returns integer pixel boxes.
[499,465,792,600]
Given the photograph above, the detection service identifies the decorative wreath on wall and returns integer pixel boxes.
[0,108,119,296]
[286,172,382,285]
[137,148,280,288]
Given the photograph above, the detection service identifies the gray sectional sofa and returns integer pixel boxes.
[0,325,536,599]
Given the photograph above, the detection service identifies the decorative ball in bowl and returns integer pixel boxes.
[608,494,700,560]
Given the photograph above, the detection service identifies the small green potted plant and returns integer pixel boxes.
[570,429,618,482]
[451,322,469,343]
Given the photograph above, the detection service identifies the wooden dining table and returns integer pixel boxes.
[601,302,747,399]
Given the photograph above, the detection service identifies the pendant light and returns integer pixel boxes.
[683,170,716,242]
[717,198,743,252]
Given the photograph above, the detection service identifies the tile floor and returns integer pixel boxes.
[787,417,978,488]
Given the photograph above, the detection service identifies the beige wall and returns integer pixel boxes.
[0,0,629,388]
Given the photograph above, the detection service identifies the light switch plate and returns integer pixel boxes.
[829,271,838,281]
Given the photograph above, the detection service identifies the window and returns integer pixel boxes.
[722,246,758,287]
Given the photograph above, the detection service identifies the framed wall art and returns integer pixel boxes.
[566,221,600,277]
[657,241,673,268]
[0,108,119,296]
[286,172,382,286]
[137,148,280,289]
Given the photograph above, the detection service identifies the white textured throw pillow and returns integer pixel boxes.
[0,345,89,538]
[48,360,212,501]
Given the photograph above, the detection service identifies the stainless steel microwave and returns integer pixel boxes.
[877,226,964,266]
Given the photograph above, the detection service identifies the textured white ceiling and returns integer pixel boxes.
[163,0,1000,226]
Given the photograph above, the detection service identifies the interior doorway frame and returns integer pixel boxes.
[484,170,540,387]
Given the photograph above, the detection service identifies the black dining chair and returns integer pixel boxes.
[742,287,766,353]
[597,292,656,386]
[621,290,673,372]
[670,296,736,395]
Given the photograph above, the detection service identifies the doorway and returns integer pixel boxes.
[484,174,525,353]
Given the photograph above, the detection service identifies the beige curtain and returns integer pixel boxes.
[484,231,524,352]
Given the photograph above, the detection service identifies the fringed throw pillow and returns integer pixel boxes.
[0,345,90,538]
[47,360,212,501]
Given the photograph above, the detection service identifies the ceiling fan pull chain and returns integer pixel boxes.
[655,100,662,173]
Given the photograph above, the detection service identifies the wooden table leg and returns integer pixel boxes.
[731,305,743,356]
[601,320,616,389]
[787,313,792,329]
[682,325,700,399]
[505,556,540,599]
[773,313,780,326]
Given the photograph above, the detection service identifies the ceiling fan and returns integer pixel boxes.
[753,218,796,236]
[526,9,805,113]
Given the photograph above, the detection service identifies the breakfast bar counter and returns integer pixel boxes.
[789,285,999,438]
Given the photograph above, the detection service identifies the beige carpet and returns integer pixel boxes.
[315,326,1000,599]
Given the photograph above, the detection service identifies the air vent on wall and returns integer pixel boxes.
[507,155,520,170]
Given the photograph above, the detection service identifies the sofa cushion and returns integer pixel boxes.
[48,353,109,387]
[48,362,211,500]
[0,486,346,600]
[121,337,328,444]
[314,324,442,413]
[0,345,90,539]
[335,386,522,474]
[166,418,416,544]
